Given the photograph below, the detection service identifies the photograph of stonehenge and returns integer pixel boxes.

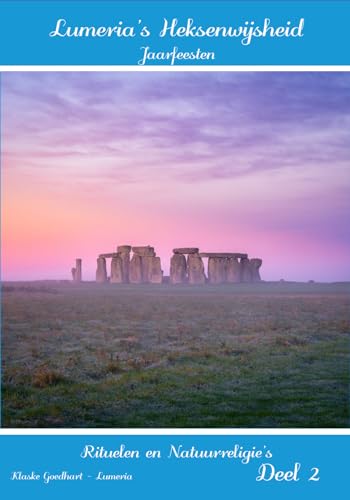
[72,246,262,285]
[2,72,350,428]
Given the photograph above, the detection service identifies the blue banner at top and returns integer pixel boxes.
[0,1,349,66]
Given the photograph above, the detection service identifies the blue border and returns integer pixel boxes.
[1,434,349,499]
[0,2,350,65]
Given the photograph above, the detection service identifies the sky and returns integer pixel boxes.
[1,71,350,282]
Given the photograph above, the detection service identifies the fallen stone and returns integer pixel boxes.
[187,253,206,285]
[170,253,187,284]
[173,248,199,254]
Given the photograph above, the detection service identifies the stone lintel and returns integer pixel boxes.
[199,252,248,259]
[173,248,199,254]
[132,245,154,251]
[132,246,155,256]
[117,245,132,253]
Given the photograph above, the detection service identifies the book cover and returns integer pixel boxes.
[0,1,349,498]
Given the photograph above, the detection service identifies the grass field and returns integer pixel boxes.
[2,281,349,428]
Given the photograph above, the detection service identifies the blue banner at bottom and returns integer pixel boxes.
[0,434,347,499]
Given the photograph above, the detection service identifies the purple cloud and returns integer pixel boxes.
[2,72,350,281]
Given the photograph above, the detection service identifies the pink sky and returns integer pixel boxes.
[2,72,350,281]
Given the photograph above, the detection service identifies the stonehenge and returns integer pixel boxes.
[170,248,206,284]
[96,245,163,285]
[72,245,263,285]
[169,249,262,285]
[130,246,163,284]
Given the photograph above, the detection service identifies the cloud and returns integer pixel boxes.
[2,72,350,279]
[3,72,350,187]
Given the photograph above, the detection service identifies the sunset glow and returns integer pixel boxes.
[2,72,350,281]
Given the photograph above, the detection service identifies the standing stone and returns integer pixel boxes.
[117,245,131,283]
[149,256,163,284]
[240,257,253,283]
[170,254,187,284]
[141,256,153,283]
[75,258,82,282]
[208,257,226,284]
[187,253,206,285]
[129,254,143,284]
[71,267,76,281]
[250,258,262,282]
[96,257,108,283]
[225,257,241,283]
[139,255,163,283]
[110,254,124,283]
